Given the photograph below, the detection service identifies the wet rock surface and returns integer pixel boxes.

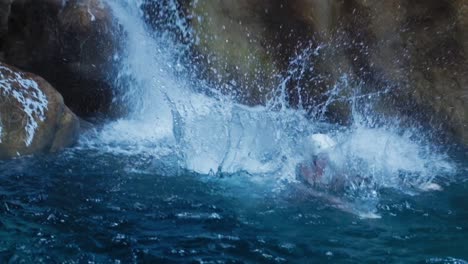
[0,0,118,118]
[0,0,466,145]
[0,62,79,159]
[175,0,468,144]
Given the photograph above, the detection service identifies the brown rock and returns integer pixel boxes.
[186,0,355,121]
[189,0,279,105]
[2,0,117,118]
[186,0,346,106]
[0,62,80,159]
[187,0,468,144]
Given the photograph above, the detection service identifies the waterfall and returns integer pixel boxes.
[84,0,457,213]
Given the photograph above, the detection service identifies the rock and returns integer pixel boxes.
[0,0,12,42]
[184,0,356,120]
[2,0,463,144]
[185,0,345,106]
[356,0,468,145]
[188,0,279,105]
[455,0,468,55]
[0,62,80,159]
[183,0,468,145]
[1,0,118,118]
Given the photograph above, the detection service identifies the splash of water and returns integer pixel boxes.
[85,0,456,214]
[92,0,315,180]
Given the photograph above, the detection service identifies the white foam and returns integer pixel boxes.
[309,134,337,154]
[325,125,455,192]
[87,7,96,22]
[0,65,48,146]
[99,0,314,178]
[93,0,456,209]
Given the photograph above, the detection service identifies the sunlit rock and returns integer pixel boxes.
[0,63,79,159]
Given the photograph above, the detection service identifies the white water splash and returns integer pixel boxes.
[325,125,454,195]
[91,0,317,180]
[0,65,48,146]
[90,0,456,210]
[87,7,96,22]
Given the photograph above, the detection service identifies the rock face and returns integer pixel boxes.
[181,0,468,145]
[189,0,279,105]
[0,62,80,159]
[0,0,12,42]
[0,0,117,118]
[346,0,468,145]
[1,0,465,145]
[185,0,329,106]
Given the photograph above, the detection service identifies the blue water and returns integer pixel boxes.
[0,149,467,263]
[1,0,467,262]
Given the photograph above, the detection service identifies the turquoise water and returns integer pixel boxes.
[0,149,466,263]
[1,1,467,262]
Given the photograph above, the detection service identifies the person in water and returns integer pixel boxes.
[297,133,344,191]
[297,133,443,193]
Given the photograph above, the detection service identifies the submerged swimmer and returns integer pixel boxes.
[297,134,336,187]
[297,133,442,193]
[297,134,344,191]
[295,133,443,219]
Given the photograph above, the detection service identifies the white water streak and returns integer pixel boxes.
[95,0,456,201]
[0,65,48,146]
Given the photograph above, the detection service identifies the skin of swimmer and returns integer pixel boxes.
[298,159,348,203]
[298,133,444,194]
[297,134,347,193]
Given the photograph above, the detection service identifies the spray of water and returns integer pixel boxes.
[83,0,456,215]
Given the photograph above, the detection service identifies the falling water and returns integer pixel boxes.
[81,0,457,216]
[1,1,468,262]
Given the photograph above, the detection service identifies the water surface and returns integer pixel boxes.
[0,150,466,263]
